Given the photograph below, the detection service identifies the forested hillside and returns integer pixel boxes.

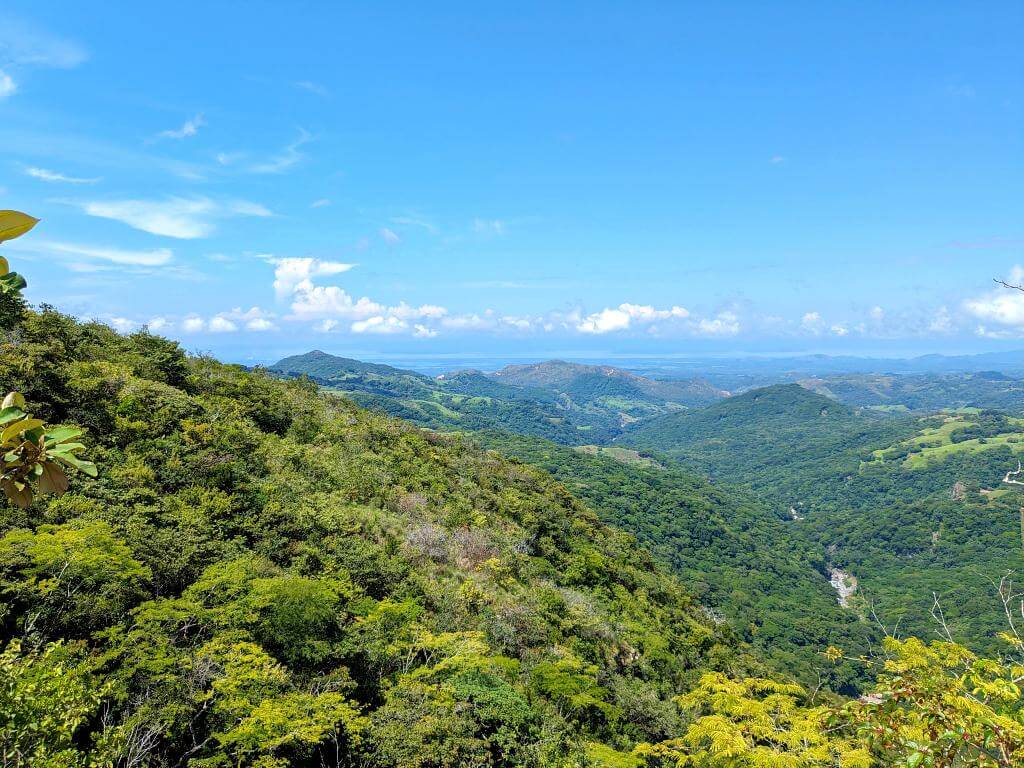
[3,301,1024,763]
[491,361,725,412]
[1,307,755,766]
[626,384,1024,657]
[270,351,624,443]
[271,353,725,446]
[800,372,1024,413]
[472,431,874,691]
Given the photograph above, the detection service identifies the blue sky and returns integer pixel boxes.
[1,2,1022,362]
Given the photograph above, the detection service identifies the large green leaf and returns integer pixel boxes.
[51,452,97,477]
[44,427,84,446]
[1,418,44,444]
[0,406,26,426]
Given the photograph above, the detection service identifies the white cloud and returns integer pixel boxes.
[208,316,238,333]
[965,269,1024,328]
[576,303,689,334]
[869,305,885,321]
[65,196,271,239]
[351,316,408,334]
[181,316,205,333]
[155,114,205,141]
[12,239,173,267]
[800,311,824,334]
[246,317,276,332]
[249,129,312,174]
[107,317,137,333]
[272,257,355,299]
[696,311,740,336]
[216,306,278,332]
[147,317,171,332]
[413,324,437,338]
[0,70,15,99]
[830,324,849,336]
[928,306,953,334]
[311,198,331,208]
[25,166,99,184]
[380,227,400,245]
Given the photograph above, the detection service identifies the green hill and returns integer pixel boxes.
[0,308,750,766]
[474,431,875,691]
[272,349,417,379]
[800,372,1024,413]
[269,351,707,443]
[493,360,725,412]
[625,383,1024,657]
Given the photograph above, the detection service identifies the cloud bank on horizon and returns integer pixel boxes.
[1,3,1022,356]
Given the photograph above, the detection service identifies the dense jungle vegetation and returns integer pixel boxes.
[625,384,1024,658]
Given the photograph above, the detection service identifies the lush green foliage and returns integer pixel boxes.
[474,431,875,691]
[801,371,1024,413]
[625,384,1024,657]
[271,352,723,445]
[635,636,1024,767]
[1,308,753,766]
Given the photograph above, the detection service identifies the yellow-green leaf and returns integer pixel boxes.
[0,211,39,243]
[2,392,26,410]
[1,418,44,444]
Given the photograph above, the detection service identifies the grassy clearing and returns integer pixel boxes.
[575,444,664,469]
[865,413,1024,470]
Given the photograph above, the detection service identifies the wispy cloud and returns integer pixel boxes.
[10,239,173,267]
[24,166,100,184]
[153,113,205,141]
[249,128,312,174]
[61,196,272,239]
[0,20,87,99]
[311,198,331,208]
[391,215,438,234]
[294,80,328,96]
[380,227,401,245]
[0,19,88,69]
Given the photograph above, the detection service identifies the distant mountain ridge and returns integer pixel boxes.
[492,359,727,407]
[269,350,724,442]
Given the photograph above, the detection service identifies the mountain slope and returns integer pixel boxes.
[493,360,725,409]
[623,384,903,491]
[0,308,750,766]
[625,382,1024,658]
[474,431,874,691]
[269,351,699,443]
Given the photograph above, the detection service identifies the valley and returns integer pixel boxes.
[273,351,1024,668]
